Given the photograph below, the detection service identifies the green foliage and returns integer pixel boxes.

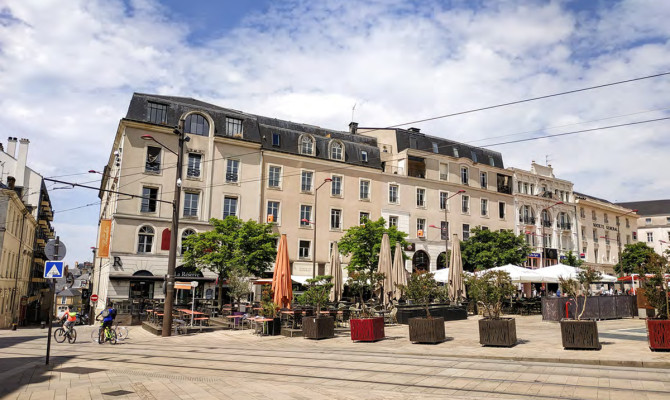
[297,275,334,314]
[346,270,386,317]
[465,270,515,319]
[227,268,252,310]
[436,285,449,303]
[338,217,408,274]
[182,216,278,308]
[559,266,602,320]
[405,272,441,318]
[615,242,657,275]
[636,252,670,319]
[460,227,532,272]
[260,285,280,318]
[563,251,583,267]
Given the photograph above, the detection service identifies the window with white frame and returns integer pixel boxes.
[300,205,312,227]
[181,229,195,254]
[499,202,505,219]
[647,232,654,242]
[580,207,585,218]
[137,226,154,253]
[300,135,314,155]
[471,150,478,163]
[463,224,470,240]
[185,114,209,136]
[267,201,280,224]
[183,193,199,217]
[389,184,399,203]
[223,196,238,218]
[604,213,609,223]
[299,240,311,259]
[148,102,168,124]
[416,188,425,207]
[417,218,425,237]
[268,166,281,188]
[330,209,342,230]
[480,172,487,189]
[146,146,161,173]
[272,132,281,147]
[140,187,158,213]
[453,147,459,157]
[330,141,344,160]
[432,142,439,153]
[440,221,448,240]
[330,175,342,196]
[481,199,488,216]
[439,163,448,181]
[226,159,239,183]
[439,191,448,210]
[645,218,652,225]
[389,216,398,227]
[460,166,468,185]
[461,195,470,213]
[301,171,313,192]
[359,212,370,224]
[187,153,201,178]
[359,180,370,200]
[225,117,243,136]
[361,150,368,162]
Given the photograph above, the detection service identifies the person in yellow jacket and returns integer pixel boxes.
[59,306,77,333]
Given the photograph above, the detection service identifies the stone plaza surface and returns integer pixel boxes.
[1,316,670,399]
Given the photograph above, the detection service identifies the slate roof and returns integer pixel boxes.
[574,191,617,205]
[126,93,382,170]
[389,127,506,169]
[615,200,670,216]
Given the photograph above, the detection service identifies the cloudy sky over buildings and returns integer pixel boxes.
[1,0,668,264]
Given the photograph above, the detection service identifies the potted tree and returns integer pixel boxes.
[348,270,386,342]
[260,285,281,335]
[636,252,670,351]
[227,268,252,312]
[466,270,517,347]
[558,266,602,350]
[405,272,444,344]
[298,275,335,340]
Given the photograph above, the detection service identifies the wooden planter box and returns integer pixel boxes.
[479,318,517,347]
[350,317,385,342]
[409,317,445,344]
[560,319,601,350]
[302,316,334,340]
[647,319,670,351]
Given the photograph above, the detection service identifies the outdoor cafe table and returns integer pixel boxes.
[224,314,244,329]
[249,317,274,335]
[178,309,206,325]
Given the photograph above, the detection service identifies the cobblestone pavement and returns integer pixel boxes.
[2,316,670,399]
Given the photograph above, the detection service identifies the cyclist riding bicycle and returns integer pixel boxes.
[97,304,117,341]
[59,306,77,333]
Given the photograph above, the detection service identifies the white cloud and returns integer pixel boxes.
[0,0,668,264]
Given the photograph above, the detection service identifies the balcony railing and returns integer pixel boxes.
[558,222,572,230]
[519,216,536,225]
[497,185,512,194]
[541,220,552,228]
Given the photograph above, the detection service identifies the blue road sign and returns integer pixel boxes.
[44,261,64,279]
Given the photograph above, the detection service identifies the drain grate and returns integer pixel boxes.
[103,390,134,396]
[56,367,105,375]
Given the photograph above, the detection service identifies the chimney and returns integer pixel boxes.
[408,127,421,133]
[349,121,358,135]
[0,143,3,152]
[15,138,29,187]
[7,137,17,158]
[7,176,16,189]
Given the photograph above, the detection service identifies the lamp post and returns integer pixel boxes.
[89,246,97,325]
[430,189,465,269]
[142,121,188,337]
[309,178,332,278]
[540,201,563,268]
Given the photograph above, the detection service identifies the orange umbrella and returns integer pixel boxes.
[271,234,292,309]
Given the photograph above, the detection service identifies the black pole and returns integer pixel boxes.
[46,236,61,366]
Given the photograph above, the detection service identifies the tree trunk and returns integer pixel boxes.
[218,276,224,312]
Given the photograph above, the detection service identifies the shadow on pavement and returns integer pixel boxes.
[0,356,73,398]
[0,335,43,349]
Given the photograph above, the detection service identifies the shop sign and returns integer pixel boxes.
[529,252,541,258]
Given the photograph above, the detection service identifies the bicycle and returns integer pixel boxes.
[54,321,77,344]
[91,318,117,345]
[114,321,129,341]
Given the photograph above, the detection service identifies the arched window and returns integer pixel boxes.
[412,250,430,273]
[137,226,155,253]
[541,210,553,228]
[519,205,535,224]
[299,135,314,155]
[181,229,196,254]
[184,114,209,136]
[437,252,448,270]
[329,140,344,160]
[558,212,571,230]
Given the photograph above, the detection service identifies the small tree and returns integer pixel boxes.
[297,275,334,315]
[347,270,385,317]
[615,242,656,275]
[338,217,408,275]
[260,285,279,318]
[563,251,584,268]
[465,270,515,319]
[227,268,252,312]
[405,272,441,318]
[559,266,602,320]
[461,227,532,272]
[635,252,670,319]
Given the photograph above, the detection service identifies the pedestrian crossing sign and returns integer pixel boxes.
[44,261,64,279]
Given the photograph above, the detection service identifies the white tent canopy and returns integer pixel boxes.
[478,264,543,283]
[534,264,617,283]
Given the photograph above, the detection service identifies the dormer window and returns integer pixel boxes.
[488,156,495,166]
[453,147,459,157]
[225,117,243,137]
[184,113,209,136]
[148,102,168,124]
[299,135,315,155]
[471,150,478,163]
[361,150,368,162]
[432,142,439,153]
[272,132,281,147]
[329,140,344,161]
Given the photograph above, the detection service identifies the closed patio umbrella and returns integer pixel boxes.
[392,242,406,300]
[329,241,343,303]
[378,233,393,306]
[271,234,292,308]
[448,234,466,304]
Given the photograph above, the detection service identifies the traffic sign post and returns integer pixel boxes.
[46,236,66,366]
[44,261,64,279]
[191,281,199,326]
[90,294,98,302]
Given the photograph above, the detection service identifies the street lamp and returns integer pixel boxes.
[309,178,332,278]
[430,189,466,269]
[90,246,97,325]
[540,201,563,268]
[142,123,189,337]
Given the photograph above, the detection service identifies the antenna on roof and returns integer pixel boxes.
[351,102,357,123]
[545,154,551,166]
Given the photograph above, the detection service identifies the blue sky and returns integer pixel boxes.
[0,0,668,266]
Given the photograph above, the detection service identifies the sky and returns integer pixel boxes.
[0,0,668,266]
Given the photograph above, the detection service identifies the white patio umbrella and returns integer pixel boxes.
[448,234,466,303]
[378,233,393,306]
[329,241,343,302]
[392,242,406,300]
[433,268,450,283]
[480,264,543,283]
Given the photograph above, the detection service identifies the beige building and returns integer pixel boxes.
[509,163,578,268]
[615,200,670,256]
[0,187,37,328]
[575,193,638,274]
